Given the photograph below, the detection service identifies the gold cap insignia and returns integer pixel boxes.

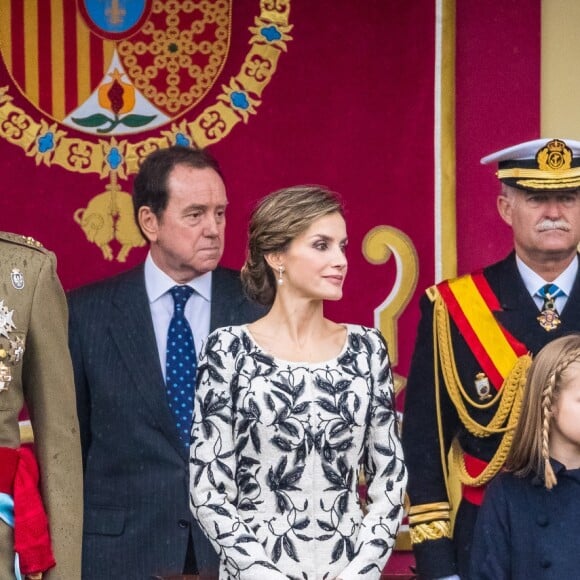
[536,139,572,172]
[490,138,580,191]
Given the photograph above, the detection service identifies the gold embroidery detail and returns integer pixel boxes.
[498,167,580,179]
[118,2,230,115]
[409,521,451,544]
[537,139,572,172]
[0,4,293,262]
[516,177,580,189]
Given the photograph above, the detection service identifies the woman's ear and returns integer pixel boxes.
[264,252,283,271]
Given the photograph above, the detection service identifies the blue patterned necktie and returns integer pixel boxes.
[166,285,196,445]
[536,283,564,332]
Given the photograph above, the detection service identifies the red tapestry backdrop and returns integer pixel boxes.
[456,0,541,271]
[0,0,541,574]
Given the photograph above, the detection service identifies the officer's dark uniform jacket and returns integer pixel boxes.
[402,251,580,579]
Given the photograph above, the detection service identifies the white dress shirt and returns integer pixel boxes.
[516,254,578,313]
[144,253,212,380]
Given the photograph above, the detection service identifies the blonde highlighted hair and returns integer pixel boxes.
[506,333,580,489]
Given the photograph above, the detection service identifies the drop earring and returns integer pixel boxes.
[277,266,285,285]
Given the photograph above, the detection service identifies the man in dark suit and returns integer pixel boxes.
[402,138,580,579]
[68,146,265,580]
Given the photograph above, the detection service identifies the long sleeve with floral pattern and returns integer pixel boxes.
[189,324,406,580]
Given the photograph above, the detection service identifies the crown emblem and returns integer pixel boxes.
[536,139,573,172]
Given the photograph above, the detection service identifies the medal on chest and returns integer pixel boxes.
[474,372,492,401]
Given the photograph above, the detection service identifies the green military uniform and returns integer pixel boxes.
[0,233,82,579]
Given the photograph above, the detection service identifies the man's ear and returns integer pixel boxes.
[138,206,160,243]
[497,194,513,226]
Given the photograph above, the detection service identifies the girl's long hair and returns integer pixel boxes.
[506,333,580,489]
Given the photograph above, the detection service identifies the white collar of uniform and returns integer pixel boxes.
[516,253,578,297]
[144,252,212,303]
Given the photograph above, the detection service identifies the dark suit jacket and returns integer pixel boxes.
[402,252,580,579]
[68,264,266,580]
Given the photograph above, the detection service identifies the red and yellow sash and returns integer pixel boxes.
[437,272,528,390]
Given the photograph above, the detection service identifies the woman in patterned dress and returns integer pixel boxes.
[189,186,407,580]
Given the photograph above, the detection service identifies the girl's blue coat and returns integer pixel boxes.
[469,460,580,579]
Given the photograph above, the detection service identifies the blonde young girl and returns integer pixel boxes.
[469,333,580,580]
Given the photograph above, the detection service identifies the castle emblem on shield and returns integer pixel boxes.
[0,0,292,261]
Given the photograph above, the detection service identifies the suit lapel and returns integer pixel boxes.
[492,253,580,354]
[210,267,240,331]
[492,256,537,339]
[110,266,187,458]
[559,258,580,330]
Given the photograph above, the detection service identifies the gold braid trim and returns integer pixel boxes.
[434,305,453,504]
[408,502,450,516]
[435,295,531,436]
[433,292,532,487]
[409,511,450,525]
[450,354,527,487]
[409,521,452,545]
[451,422,513,487]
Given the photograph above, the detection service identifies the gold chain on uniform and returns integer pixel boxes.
[434,294,531,487]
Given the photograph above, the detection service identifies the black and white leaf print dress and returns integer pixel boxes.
[189,324,406,580]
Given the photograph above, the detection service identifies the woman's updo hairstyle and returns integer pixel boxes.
[241,185,344,306]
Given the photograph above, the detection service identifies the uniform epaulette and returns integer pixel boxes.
[0,232,48,253]
[425,284,440,303]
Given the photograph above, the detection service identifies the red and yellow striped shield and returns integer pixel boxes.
[0,0,230,122]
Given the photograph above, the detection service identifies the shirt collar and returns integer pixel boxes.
[144,252,212,303]
[516,254,578,297]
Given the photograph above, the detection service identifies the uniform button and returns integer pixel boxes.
[540,559,551,569]
[178,519,189,529]
[536,514,549,527]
